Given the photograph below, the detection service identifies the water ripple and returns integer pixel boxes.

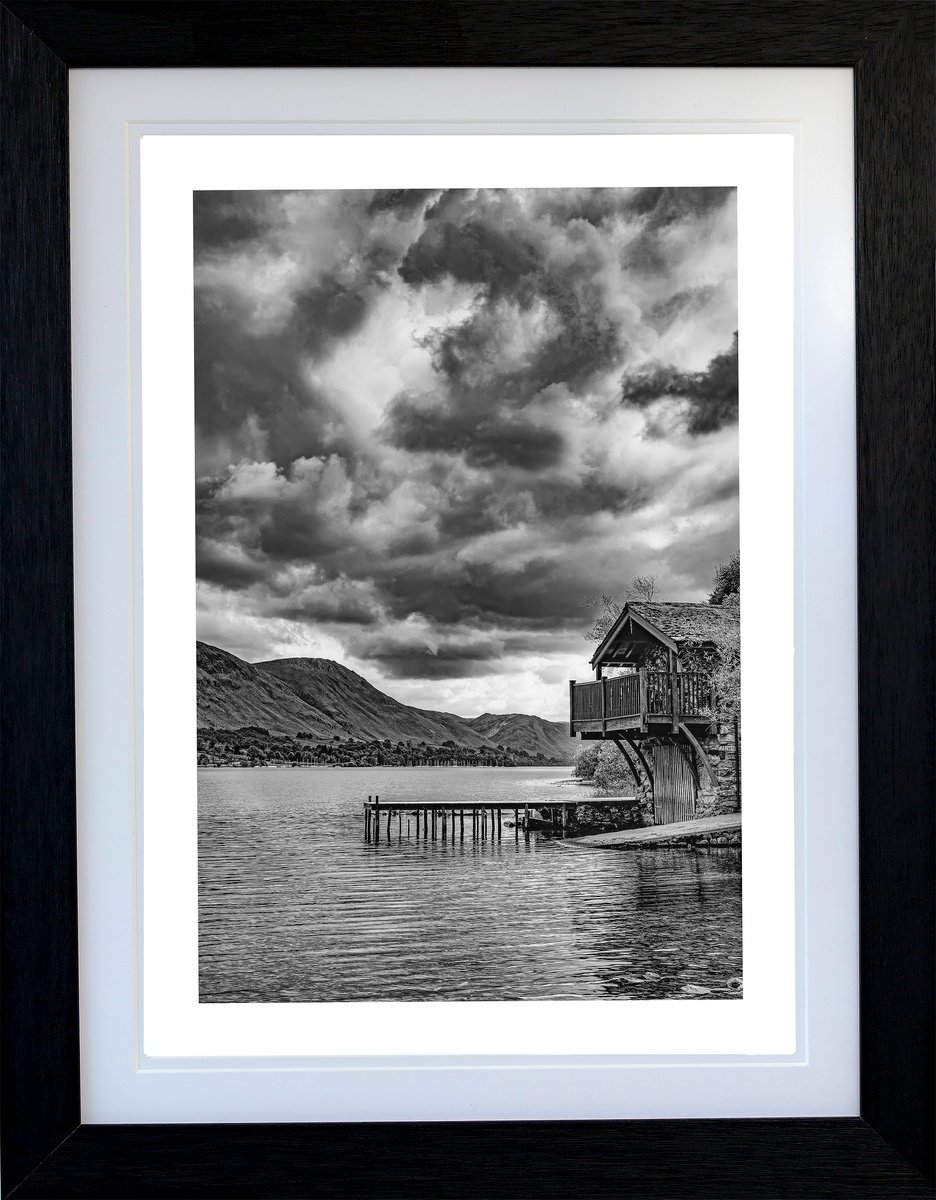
[199,766,742,1002]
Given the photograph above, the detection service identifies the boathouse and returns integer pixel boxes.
[569,601,740,827]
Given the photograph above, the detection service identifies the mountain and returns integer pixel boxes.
[464,712,572,763]
[196,642,573,762]
[197,641,346,739]
[255,656,491,748]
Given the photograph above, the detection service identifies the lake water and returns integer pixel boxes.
[199,765,741,1002]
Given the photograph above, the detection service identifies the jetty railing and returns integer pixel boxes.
[363,795,636,844]
[569,670,712,734]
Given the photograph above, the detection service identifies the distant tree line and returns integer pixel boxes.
[197,728,565,769]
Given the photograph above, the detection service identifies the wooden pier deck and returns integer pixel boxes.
[362,795,636,843]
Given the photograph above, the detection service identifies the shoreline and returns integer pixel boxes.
[570,814,742,850]
[197,762,573,770]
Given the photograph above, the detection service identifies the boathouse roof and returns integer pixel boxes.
[591,601,739,668]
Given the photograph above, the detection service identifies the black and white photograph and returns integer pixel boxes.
[194,186,743,1003]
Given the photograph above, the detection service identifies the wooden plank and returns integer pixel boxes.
[678,722,718,788]
[604,715,642,732]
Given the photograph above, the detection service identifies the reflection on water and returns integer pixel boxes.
[199,766,741,1002]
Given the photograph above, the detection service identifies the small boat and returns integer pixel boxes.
[523,807,553,830]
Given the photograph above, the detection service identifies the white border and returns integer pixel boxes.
[142,131,790,1060]
[71,68,857,1122]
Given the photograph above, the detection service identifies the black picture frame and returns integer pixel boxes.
[1,3,933,1196]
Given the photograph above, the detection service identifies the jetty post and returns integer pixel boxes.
[365,796,629,845]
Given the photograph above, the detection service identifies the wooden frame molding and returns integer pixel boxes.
[1,3,932,1196]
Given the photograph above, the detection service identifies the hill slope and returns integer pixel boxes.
[464,712,572,763]
[196,641,573,762]
[256,656,491,748]
[197,641,346,739]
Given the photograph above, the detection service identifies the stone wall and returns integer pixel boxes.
[566,801,641,835]
[696,718,740,817]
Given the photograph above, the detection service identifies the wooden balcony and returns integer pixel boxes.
[569,671,713,736]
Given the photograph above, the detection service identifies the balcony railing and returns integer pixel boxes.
[569,671,713,734]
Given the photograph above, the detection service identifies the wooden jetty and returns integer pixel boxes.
[362,794,635,844]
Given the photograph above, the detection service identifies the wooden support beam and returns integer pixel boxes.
[678,722,717,788]
[568,680,576,737]
[612,738,643,788]
[623,736,654,785]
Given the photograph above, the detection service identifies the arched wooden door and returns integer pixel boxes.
[652,741,696,825]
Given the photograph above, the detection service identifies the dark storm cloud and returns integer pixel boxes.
[367,189,438,216]
[381,394,564,470]
[368,555,603,631]
[273,594,380,626]
[345,631,508,681]
[399,219,540,297]
[194,191,264,253]
[193,190,408,471]
[289,276,370,345]
[649,285,718,331]
[621,333,738,435]
[195,540,269,589]
[402,206,628,402]
[530,476,646,520]
[624,186,736,231]
[535,188,639,228]
[421,296,622,405]
[194,187,739,686]
[193,314,321,467]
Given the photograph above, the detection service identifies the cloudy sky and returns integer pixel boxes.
[194,187,738,721]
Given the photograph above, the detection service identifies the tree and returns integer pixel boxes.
[573,742,601,779]
[709,549,740,604]
[582,575,657,643]
[627,575,658,602]
[592,742,636,796]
